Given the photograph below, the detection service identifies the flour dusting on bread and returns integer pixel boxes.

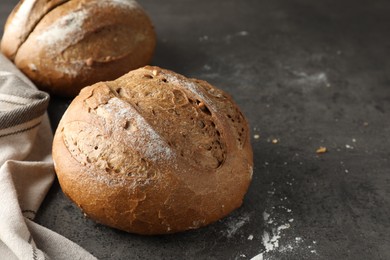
[36,9,87,49]
[103,0,139,9]
[35,0,138,48]
[162,71,217,113]
[98,97,175,162]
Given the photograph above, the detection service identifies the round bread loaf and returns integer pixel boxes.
[1,0,156,97]
[52,66,253,234]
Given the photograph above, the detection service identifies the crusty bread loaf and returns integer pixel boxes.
[52,66,253,235]
[1,0,156,97]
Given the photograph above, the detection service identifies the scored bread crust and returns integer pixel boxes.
[1,0,156,97]
[52,66,253,235]
[1,0,69,60]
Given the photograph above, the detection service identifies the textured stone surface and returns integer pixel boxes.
[2,0,390,259]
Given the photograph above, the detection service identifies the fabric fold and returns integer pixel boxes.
[0,53,97,259]
[0,71,49,129]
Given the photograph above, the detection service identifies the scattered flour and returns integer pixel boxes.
[203,64,212,71]
[199,31,249,44]
[289,70,331,89]
[262,224,291,252]
[251,253,263,260]
[225,31,249,43]
[262,212,270,222]
[199,35,209,42]
[345,144,354,149]
[237,31,249,36]
[249,174,319,259]
[225,213,251,238]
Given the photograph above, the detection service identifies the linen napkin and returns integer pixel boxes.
[0,53,97,260]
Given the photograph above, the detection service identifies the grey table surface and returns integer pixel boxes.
[1,0,390,259]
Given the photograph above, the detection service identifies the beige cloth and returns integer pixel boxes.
[0,54,97,259]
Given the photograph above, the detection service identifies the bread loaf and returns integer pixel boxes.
[1,0,156,97]
[52,66,253,234]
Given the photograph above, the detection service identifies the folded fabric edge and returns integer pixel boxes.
[0,73,50,129]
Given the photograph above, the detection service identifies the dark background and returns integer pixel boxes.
[1,0,390,259]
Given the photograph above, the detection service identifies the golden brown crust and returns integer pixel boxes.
[1,0,156,97]
[1,0,69,60]
[52,66,253,234]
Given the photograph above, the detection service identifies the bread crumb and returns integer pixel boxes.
[85,58,93,66]
[248,234,254,240]
[316,146,327,154]
[203,64,212,71]
[271,138,279,144]
[363,122,369,126]
[263,211,270,221]
[254,134,260,139]
[28,63,37,72]
[199,35,209,42]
